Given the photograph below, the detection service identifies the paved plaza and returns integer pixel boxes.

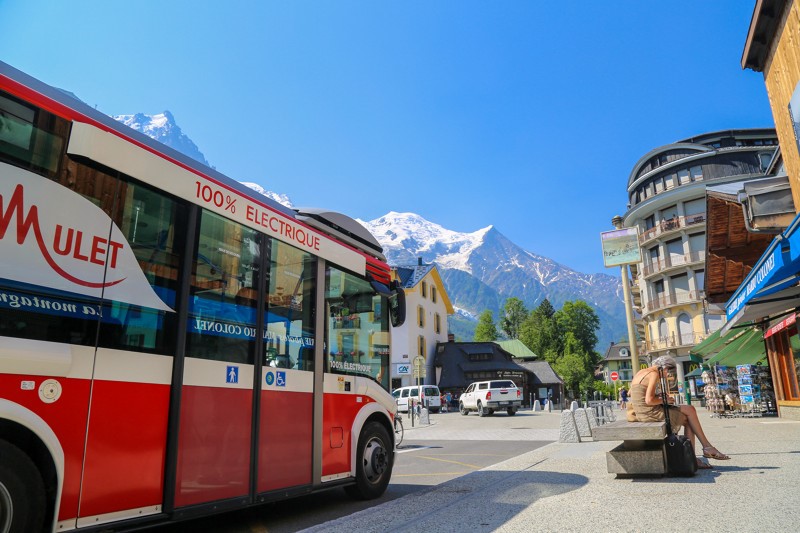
[304,407,800,533]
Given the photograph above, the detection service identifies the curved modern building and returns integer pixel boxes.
[623,129,778,383]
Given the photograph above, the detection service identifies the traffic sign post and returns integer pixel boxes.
[610,371,619,403]
[412,356,427,415]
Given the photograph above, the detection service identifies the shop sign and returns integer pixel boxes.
[600,228,641,267]
[764,313,796,339]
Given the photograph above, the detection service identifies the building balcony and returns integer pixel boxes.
[647,331,710,352]
[645,290,703,313]
[639,212,706,245]
[642,251,705,278]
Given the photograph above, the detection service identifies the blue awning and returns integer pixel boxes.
[725,211,800,325]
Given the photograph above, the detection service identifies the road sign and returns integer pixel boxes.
[413,356,426,378]
[610,371,619,381]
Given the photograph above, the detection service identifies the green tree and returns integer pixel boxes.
[557,331,597,397]
[554,300,600,365]
[474,310,499,341]
[500,297,528,340]
[553,352,586,396]
[520,299,560,358]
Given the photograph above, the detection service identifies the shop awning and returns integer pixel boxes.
[685,367,706,379]
[705,328,767,367]
[690,328,727,357]
[725,211,800,330]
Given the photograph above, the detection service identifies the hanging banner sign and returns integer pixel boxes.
[600,228,641,267]
[764,312,797,339]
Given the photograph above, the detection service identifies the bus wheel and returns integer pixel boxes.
[345,422,393,500]
[0,440,45,533]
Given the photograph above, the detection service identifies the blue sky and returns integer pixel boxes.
[1,1,774,275]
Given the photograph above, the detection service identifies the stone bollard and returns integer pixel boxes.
[574,408,592,438]
[420,408,430,425]
[544,399,552,412]
[570,400,579,412]
[584,408,599,429]
[558,410,581,443]
[533,401,542,411]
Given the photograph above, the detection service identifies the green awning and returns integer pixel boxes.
[691,329,727,357]
[685,367,706,379]
[706,328,767,367]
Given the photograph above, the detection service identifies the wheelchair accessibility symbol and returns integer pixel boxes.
[276,371,286,387]
[265,372,275,386]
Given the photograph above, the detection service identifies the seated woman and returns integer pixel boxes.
[628,355,729,468]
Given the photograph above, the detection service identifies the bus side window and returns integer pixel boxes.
[185,210,261,364]
[98,177,187,354]
[265,240,316,372]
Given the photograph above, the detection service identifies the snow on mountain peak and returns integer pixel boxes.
[240,182,293,208]
[361,212,492,273]
[113,111,209,167]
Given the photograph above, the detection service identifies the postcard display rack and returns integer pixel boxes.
[706,364,776,417]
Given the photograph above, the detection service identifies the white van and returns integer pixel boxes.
[392,385,442,413]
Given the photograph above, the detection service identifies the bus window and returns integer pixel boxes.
[324,265,390,390]
[265,240,316,371]
[186,210,262,364]
[0,90,65,178]
[98,177,187,353]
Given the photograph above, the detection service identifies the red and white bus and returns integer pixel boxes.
[0,60,405,533]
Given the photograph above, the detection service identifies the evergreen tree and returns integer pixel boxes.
[500,297,528,340]
[520,299,560,358]
[537,298,556,319]
[474,310,499,341]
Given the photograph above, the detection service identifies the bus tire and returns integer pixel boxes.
[0,440,46,533]
[345,422,393,500]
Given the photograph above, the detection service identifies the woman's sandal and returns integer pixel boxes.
[702,446,730,460]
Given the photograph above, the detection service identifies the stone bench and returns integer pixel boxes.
[592,420,667,476]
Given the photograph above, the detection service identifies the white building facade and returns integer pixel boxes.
[390,261,454,390]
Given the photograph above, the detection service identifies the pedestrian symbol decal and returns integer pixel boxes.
[277,371,286,387]
[265,372,274,386]
[226,366,238,384]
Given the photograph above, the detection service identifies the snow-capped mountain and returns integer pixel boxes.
[239,182,293,208]
[362,212,626,349]
[113,111,210,167]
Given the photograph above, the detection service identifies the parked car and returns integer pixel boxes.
[459,380,522,416]
[392,385,442,413]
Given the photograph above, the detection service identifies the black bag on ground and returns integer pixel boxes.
[659,366,697,477]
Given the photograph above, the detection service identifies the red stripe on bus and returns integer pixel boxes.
[321,393,375,476]
[78,380,170,517]
[0,375,90,522]
[257,390,313,492]
[174,386,253,508]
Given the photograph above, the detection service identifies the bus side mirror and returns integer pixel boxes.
[388,281,405,328]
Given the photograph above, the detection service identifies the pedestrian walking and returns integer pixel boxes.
[619,387,628,409]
